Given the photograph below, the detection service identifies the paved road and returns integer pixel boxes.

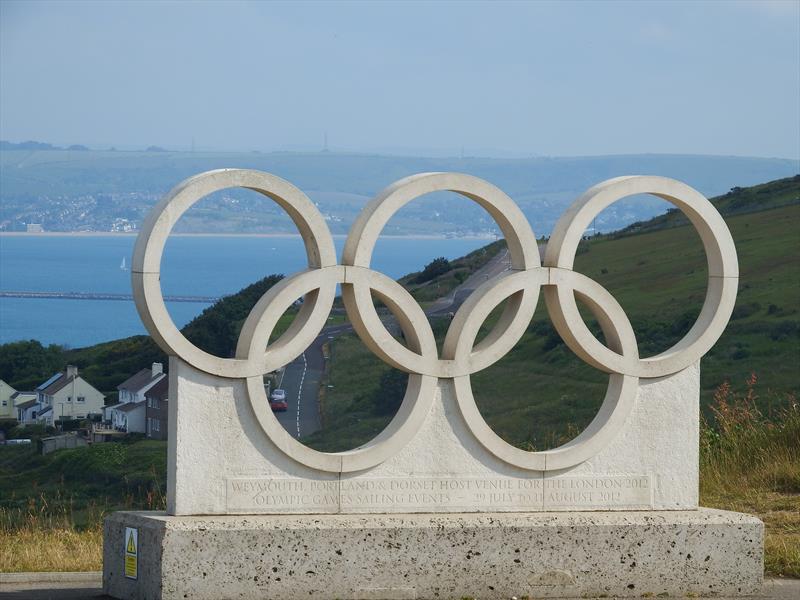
[3,577,799,600]
[274,322,351,439]
[270,246,516,440]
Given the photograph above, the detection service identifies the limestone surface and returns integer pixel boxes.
[103,509,763,600]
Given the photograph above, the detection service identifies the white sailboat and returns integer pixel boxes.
[120,257,128,271]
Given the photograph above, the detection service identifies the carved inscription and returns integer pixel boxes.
[226,475,652,512]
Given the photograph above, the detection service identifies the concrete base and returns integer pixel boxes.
[103,508,763,600]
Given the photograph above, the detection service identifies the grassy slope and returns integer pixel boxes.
[309,186,799,451]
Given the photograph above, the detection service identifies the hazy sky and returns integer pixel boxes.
[1,0,798,158]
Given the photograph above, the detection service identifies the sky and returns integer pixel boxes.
[1,0,798,159]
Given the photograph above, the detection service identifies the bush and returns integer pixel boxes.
[732,302,761,320]
[55,419,80,432]
[414,257,451,284]
[0,420,18,436]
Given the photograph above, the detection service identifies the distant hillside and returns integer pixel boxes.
[0,147,796,235]
[611,175,800,237]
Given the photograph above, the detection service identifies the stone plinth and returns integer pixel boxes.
[103,509,762,600]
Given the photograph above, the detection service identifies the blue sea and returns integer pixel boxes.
[0,235,488,348]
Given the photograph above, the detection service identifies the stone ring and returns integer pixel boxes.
[133,169,737,474]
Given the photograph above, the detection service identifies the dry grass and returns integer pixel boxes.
[699,375,800,578]
[0,526,102,572]
[0,493,104,572]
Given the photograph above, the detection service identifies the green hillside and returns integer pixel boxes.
[305,176,800,452]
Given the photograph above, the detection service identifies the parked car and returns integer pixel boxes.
[270,389,288,412]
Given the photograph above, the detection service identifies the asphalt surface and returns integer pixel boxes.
[2,578,799,599]
[268,247,514,441]
[273,322,352,439]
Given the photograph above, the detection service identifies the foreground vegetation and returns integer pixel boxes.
[699,377,799,577]
[0,437,167,573]
[1,381,796,574]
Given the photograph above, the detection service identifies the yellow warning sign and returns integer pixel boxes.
[124,527,138,580]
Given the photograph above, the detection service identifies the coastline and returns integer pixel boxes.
[0,232,496,241]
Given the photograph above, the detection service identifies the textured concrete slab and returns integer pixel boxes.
[103,508,762,600]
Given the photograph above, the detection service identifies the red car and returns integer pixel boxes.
[270,389,288,412]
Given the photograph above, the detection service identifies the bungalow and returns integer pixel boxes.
[11,391,37,423]
[16,398,40,424]
[109,401,146,433]
[34,366,105,426]
[145,377,169,440]
[105,363,165,434]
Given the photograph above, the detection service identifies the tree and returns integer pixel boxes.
[414,257,451,284]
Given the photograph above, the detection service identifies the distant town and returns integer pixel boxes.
[3,142,797,236]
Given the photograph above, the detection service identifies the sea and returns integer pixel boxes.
[0,235,489,348]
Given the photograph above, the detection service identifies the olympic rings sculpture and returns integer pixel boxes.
[132,170,738,474]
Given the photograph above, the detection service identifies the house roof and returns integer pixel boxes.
[116,401,145,413]
[37,372,63,391]
[38,405,53,416]
[145,377,168,400]
[104,402,122,410]
[16,399,39,410]
[41,375,76,396]
[11,391,36,400]
[37,370,104,399]
[117,368,164,393]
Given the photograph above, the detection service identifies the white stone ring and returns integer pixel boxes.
[132,169,737,473]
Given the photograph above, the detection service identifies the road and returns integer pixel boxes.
[273,322,352,439]
[271,246,518,440]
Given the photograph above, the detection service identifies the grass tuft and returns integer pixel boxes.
[699,375,800,577]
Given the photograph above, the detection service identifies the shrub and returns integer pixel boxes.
[414,257,451,284]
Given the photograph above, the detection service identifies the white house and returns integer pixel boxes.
[105,363,165,434]
[117,363,165,404]
[109,401,146,433]
[12,391,37,423]
[34,365,105,426]
[0,379,17,420]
